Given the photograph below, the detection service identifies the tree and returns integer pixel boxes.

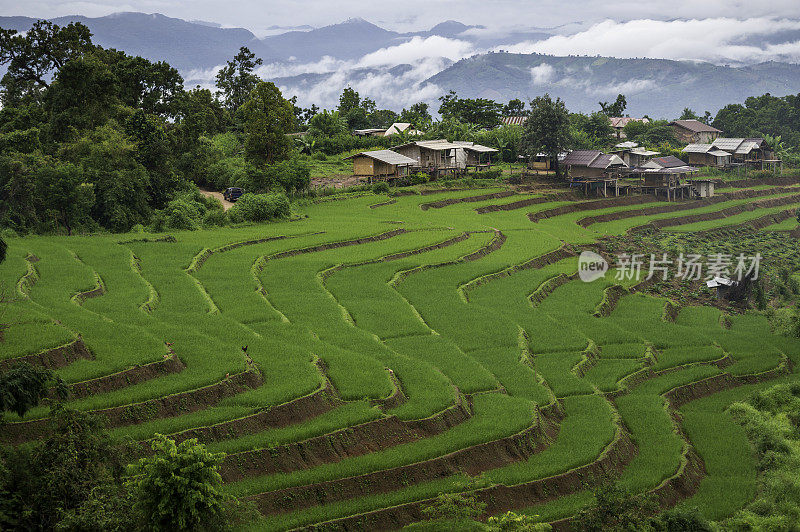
[214,46,262,113]
[238,81,294,166]
[598,94,627,117]
[0,20,94,106]
[0,362,64,417]
[438,91,503,129]
[520,94,571,177]
[572,483,656,532]
[678,107,700,121]
[503,98,527,117]
[0,405,129,530]
[486,511,551,531]
[584,112,614,145]
[99,49,184,118]
[35,162,95,235]
[421,492,486,522]
[127,435,230,531]
[338,87,361,115]
[308,110,347,137]
[400,102,431,126]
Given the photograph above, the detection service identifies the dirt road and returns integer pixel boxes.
[199,189,235,211]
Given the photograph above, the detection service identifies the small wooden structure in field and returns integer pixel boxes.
[393,140,462,178]
[682,144,732,168]
[562,150,628,196]
[453,142,498,171]
[345,149,417,181]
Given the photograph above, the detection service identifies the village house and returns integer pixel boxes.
[682,144,732,168]
[670,120,722,144]
[611,141,659,167]
[352,128,386,137]
[384,122,421,136]
[345,149,416,181]
[562,150,627,179]
[609,117,649,139]
[453,141,498,171]
[710,137,775,165]
[637,155,699,200]
[393,139,462,177]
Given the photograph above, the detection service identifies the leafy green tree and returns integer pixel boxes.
[215,46,262,113]
[0,405,127,530]
[503,98,527,117]
[99,49,184,118]
[520,94,571,177]
[238,81,294,166]
[0,362,64,417]
[421,492,486,521]
[35,162,95,235]
[678,108,700,121]
[338,87,361,115]
[308,110,348,137]
[369,108,398,128]
[438,91,503,129]
[572,483,656,532]
[61,122,152,232]
[0,20,94,106]
[127,435,230,531]
[400,102,432,127]
[585,112,614,145]
[44,53,120,142]
[598,94,627,116]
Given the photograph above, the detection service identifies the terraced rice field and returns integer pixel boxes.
[2,180,800,530]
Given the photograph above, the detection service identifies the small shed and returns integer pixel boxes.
[613,142,660,167]
[682,144,731,168]
[353,128,387,137]
[706,277,736,299]
[689,179,715,198]
[384,122,421,136]
[345,149,417,181]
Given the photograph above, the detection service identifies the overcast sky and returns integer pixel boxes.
[3,0,800,34]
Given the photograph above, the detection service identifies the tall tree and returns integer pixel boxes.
[503,98,527,117]
[128,435,230,531]
[598,94,627,117]
[35,162,95,235]
[0,20,94,106]
[0,362,63,417]
[338,87,361,115]
[214,46,262,113]
[238,81,294,166]
[520,94,571,177]
[400,102,431,126]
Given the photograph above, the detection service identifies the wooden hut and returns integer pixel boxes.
[670,120,722,144]
[562,150,627,179]
[682,144,731,168]
[453,142,498,171]
[392,140,462,177]
[345,149,417,181]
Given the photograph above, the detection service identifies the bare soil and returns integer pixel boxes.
[199,189,235,211]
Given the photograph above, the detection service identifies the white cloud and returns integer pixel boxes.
[530,63,554,84]
[357,36,474,67]
[502,18,800,64]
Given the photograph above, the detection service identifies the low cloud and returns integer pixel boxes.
[503,18,800,64]
[530,63,554,84]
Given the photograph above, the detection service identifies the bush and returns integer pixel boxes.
[410,172,429,185]
[474,168,502,179]
[372,181,390,194]
[228,193,290,222]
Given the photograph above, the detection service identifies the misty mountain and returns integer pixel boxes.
[0,12,273,71]
[424,52,800,118]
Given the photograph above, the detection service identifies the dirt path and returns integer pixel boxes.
[199,189,235,211]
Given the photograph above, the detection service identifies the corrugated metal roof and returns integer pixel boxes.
[711,138,745,151]
[344,149,417,165]
[642,165,698,174]
[589,153,627,169]
[630,148,660,156]
[614,141,639,149]
[455,142,498,153]
[682,143,713,153]
[502,116,528,126]
[670,120,722,133]
[563,150,603,166]
[735,141,760,155]
[708,150,732,157]
[609,117,649,128]
[393,139,461,151]
[644,155,688,168]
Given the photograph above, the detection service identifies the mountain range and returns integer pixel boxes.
[2,12,800,117]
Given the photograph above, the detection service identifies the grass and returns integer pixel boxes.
[3,183,800,528]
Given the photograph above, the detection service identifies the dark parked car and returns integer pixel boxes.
[223,187,244,202]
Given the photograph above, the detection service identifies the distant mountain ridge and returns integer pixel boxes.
[424,53,800,117]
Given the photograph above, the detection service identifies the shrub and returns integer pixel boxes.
[474,168,502,180]
[313,152,327,161]
[410,172,429,185]
[372,181,390,194]
[228,193,290,222]
[203,209,228,227]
